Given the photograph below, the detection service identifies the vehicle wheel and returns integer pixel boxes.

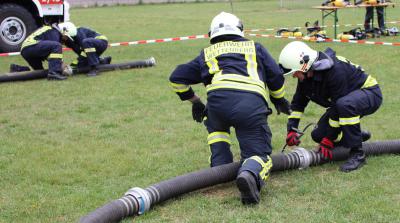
[0,3,38,53]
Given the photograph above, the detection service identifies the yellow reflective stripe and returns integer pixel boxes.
[22,26,52,49]
[84,48,96,53]
[80,51,87,57]
[207,132,231,145]
[329,118,340,128]
[288,111,302,119]
[362,75,378,89]
[245,53,259,80]
[269,85,285,99]
[71,59,78,66]
[334,132,343,142]
[207,58,220,74]
[243,155,273,181]
[204,41,256,62]
[207,81,268,102]
[339,116,360,125]
[48,53,63,59]
[95,35,108,41]
[212,73,265,89]
[170,82,190,93]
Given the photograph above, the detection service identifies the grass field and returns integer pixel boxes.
[1,0,400,222]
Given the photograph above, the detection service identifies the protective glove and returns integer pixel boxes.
[286,130,301,146]
[62,64,73,76]
[318,137,334,160]
[273,98,292,115]
[192,100,206,123]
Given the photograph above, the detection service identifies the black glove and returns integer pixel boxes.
[273,98,292,115]
[192,100,206,123]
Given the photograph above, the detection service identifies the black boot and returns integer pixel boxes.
[87,66,98,77]
[361,130,371,142]
[47,71,67,80]
[236,171,260,205]
[99,56,112,65]
[340,149,366,172]
[10,64,30,72]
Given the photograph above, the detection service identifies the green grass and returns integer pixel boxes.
[1,1,400,222]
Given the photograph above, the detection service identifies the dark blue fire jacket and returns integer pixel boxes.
[288,47,379,131]
[169,35,286,106]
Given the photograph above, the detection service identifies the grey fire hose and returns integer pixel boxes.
[80,140,400,223]
[0,57,156,83]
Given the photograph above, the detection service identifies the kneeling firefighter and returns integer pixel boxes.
[57,22,111,77]
[169,12,291,205]
[11,25,66,80]
[279,41,382,172]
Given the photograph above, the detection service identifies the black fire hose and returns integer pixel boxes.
[80,140,400,223]
[0,57,156,83]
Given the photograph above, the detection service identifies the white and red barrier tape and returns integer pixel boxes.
[0,34,208,57]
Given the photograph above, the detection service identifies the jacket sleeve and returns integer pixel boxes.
[256,44,286,104]
[169,56,203,101]
[287,82,310,131]
[64,38,82,56]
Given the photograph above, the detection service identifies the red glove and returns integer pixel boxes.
[319,137,334,160]
[286,131,301,146]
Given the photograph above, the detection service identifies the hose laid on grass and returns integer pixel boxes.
[0,57,156,83]
[80,140,400,223]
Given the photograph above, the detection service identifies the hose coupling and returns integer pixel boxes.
[125,187,151,215]
[293,147,313,169]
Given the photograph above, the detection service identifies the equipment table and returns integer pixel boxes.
[312,3,395,38]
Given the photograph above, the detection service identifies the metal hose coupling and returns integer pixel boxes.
[293,147,313,169]
[147,57,156,66]
[125,187,152,215]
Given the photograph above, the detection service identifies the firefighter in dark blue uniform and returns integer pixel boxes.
[58,22,110,76]
[279,41,382,172]
[169,12,291,205]
[17,25,66,80]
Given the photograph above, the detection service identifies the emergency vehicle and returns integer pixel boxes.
[0,0,70,52]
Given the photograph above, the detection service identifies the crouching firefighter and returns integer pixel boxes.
[11,25,66,80]
[57,22,111,77]
[169,12,291,205]
[279,41,382,172]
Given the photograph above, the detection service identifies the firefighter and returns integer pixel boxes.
[169,12,291,205]
[57,22,110,77]
[279,41,382,172]
[364,2,385,33]
[13,25,66,80]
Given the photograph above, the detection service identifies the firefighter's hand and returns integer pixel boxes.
[192,100,206,123]
[286,131,301,146]
[318,137,334,160]
[273,98,292,115]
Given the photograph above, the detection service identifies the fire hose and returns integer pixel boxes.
[80,140,400,223]
[0,57,156,83]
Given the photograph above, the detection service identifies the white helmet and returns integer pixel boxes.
[58,22,77,39]
[278,41,318,75]
[209,12,244,40]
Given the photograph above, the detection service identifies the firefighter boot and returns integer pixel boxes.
[361,130,371,142]
[9,64,30,73]
[339,148,366,172]
[236,171,260,205]
[47,71,67,81]
[99,56,112,65]
[87,66,98,77]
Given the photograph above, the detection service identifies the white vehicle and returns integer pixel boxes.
[0,0,70,52]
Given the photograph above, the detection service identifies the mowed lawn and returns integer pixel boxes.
[0,1,399,222]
